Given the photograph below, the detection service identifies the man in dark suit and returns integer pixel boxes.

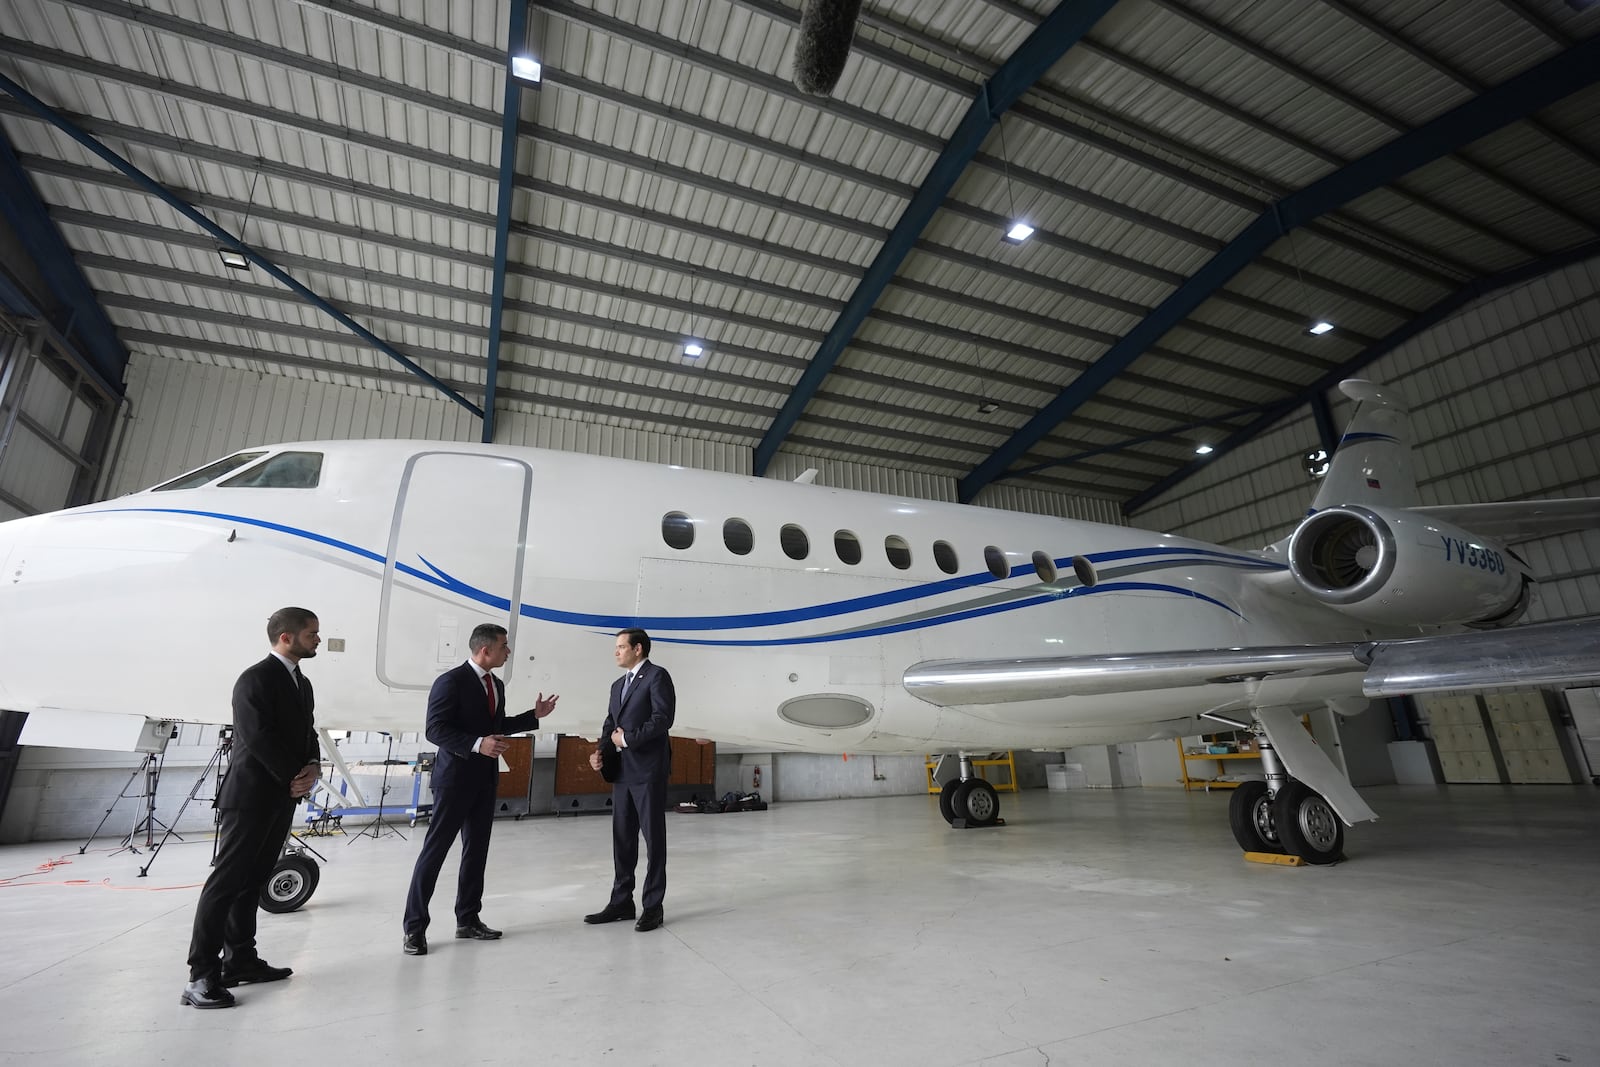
[182,607,323,1009]
[585,628,675,932]
[402,623,557,955]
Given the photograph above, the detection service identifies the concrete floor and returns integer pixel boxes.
[0,785,1597,1066]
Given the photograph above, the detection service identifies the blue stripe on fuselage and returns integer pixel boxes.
[95,506,1253,637]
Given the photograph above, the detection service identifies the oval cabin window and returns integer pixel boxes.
[885,535,912,571]
[724,518,754,556]
[661,512,694,550]
[835,530,862,565]
[780,524,810,561]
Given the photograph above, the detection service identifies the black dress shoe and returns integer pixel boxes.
[583,901,635,924]
[634,907,664,932]
[402,932,428,956]
[455,919,502,940]
[220,960,293,987]
[179,976,237,1009]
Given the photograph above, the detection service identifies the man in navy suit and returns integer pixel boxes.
[181,607,323,1009]
[401,623,557,955]
[585,627,676,932]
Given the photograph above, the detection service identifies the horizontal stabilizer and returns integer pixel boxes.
[1410,498,1600,544]
[904,619,1600,707]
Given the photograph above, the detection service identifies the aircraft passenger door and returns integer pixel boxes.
[377,452,531,690]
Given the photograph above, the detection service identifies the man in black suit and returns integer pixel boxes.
[402,623,557,955]
[181,607,323,1009]
[585,628,675,932]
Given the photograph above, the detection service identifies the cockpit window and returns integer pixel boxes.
[152,451,267,491]
[219,451,324,489]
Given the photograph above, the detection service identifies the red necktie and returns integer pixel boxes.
[484,672,496,718]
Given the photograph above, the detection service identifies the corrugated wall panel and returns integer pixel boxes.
[104,353,751,496]
[1133,255,1600,620]
[974,483,1127,526]
[765,450,957,501]
[0,425,77,513]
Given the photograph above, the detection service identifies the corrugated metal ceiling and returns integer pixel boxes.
[1,0,1596,505]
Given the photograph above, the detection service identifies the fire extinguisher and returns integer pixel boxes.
[752,765,762,791]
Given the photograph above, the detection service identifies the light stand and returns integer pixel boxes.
[79,729,179,857]
[122,749,177,853]
[136,726,232,878]
[349,732,406,842]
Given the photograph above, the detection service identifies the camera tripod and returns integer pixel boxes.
[130,726,234,878]
[79,748,177,858]
[348,732,407,842]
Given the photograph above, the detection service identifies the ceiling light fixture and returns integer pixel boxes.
[977,401,998,414]
[511,55,542,84]
[995,118,1035,244]
[216,163,262,273]
[1307,320,1335,336]
[1194,443,1215,456]
[683,341,705,359]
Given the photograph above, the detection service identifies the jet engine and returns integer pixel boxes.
[1287,504,1531,628]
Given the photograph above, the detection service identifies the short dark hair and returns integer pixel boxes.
[470,623,508,652]
[617,627,650,657]
[267,607,317,644]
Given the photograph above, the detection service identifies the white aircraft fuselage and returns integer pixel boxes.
[0,439,1418,752]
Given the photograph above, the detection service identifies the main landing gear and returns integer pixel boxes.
[935,754,1003,829]
[260,839,324,913]
[1224,726,1344,864]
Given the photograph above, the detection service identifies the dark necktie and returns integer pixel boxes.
[484,672,496,718]
[622,671,635,700]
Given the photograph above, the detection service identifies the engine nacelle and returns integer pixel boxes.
[1287,504,1532,627]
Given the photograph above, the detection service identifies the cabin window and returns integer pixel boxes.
[932,540,959,575]
[152,451,267,491]
[219,451,323,489]
[984,545,1010,580]
[1032,550,1058,584]
[661,512,694,550]
[723,518,754,555]
[834,530,862,565]
[780,524,809,561]
[885,535,912,570]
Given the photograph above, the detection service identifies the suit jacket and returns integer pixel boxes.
[426,661,542,792]
[220,655,318,810]
[597,660,676,785]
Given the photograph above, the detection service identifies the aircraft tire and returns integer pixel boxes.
[950,778,1000,827]
[1272,780,1344,864]
[260,854,320,913]
[1227,780,1283,853]
[937,780,960,824]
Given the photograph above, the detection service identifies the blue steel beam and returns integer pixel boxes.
[0,70,482,420]
[1309,390,1337,454]
[960,36,1600,503]
[1121,236,1600,516]
[0,130,127,396]
[483,0,530,444]
[751,0,1121,477]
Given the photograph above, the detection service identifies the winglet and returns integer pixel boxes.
[1309,379,1416,513]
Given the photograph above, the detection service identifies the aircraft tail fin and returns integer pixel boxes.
[1309,380,1416,513]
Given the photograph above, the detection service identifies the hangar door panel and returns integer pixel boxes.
[378,453,530,689]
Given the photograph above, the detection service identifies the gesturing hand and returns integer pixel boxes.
[531,692,559,719]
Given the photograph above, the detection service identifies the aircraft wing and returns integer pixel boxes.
[903,619,1600,706]
[1409,497,1600,543]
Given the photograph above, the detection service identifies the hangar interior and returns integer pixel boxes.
[1,0,1598,1063]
